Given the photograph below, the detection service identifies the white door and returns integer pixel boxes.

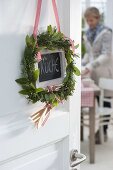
[0,0,82,170]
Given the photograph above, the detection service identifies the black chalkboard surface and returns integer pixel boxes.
[38,52,62,82]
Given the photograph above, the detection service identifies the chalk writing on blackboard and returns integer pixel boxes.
[38,52,62,82]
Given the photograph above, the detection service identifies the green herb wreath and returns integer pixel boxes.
[16,25,80,126]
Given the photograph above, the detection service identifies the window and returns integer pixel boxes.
[90,0,107,14]
[82,0,107,23]
[82,0,107,13]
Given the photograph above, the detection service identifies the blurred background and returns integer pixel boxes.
[82,0,110,57]
[81,0,113,170]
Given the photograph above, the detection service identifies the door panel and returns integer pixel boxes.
[0,110,69,162]
[0,139,69,170]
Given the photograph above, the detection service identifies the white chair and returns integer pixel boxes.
[81,78,113,143]
[98,78,113,143]
[81,101,99,142]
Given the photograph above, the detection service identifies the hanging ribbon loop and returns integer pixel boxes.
[33,0,61,37]
[33,0,42,37]
[33,0,61,62]
[52,0,60,32]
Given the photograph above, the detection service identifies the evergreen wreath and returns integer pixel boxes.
[16,25,80,127]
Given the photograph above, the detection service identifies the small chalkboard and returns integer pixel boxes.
[38,52,62,82]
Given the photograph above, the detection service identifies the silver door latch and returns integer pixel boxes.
[70,149,86,170]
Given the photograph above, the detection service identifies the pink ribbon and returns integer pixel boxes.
[47,85,64,103]
[69,38,75,53]
[33,0,42,38]
[52,0,61,32]
[64,35,75,54]
[30,103,53,128]
[41,104,52,127]
[36,52,42,62]
[52,0,75,53]
[33,0,75,62]
[33,0,60,36]
[33,0,42,62]
[33,0,61,62]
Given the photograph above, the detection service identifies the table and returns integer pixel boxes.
[81,83,100,163]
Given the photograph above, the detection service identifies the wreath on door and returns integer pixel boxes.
[16,0,80,128]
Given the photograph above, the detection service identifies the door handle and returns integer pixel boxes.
[70,149,86,169]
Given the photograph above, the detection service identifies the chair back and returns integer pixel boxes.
[99,78,113,107]
[99,78,113,91]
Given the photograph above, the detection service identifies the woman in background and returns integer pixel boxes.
[82,7,113,143]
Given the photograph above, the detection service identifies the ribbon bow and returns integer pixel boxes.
[30,103,53,128]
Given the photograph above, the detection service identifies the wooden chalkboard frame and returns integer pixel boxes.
[36,50,66,88]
